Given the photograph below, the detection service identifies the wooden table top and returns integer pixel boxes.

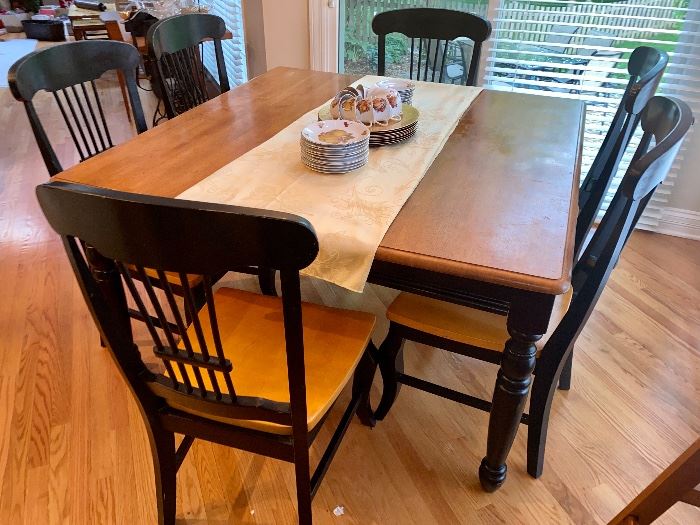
[54,67,583,295]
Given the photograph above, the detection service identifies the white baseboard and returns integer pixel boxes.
[655,207,700,241]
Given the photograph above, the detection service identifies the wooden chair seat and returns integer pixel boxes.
[168,287,376,435]
[386,287,573,355]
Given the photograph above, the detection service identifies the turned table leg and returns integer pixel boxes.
[479,295,552,491]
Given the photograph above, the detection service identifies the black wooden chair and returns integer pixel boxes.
[7,39,217,335]
[147,13,276,298]
[575,46,668,262]
[371,95,693,479]
[36,181,378,525]
[558,45,668,389]
[147,13,230,119]
[372,8,491,86]
[8,39,147,176]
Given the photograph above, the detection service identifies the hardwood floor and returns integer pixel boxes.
[1,45,699,523]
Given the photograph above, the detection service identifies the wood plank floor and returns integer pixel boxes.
[1,41,699,524]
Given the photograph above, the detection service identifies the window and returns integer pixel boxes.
[203,0,248,85]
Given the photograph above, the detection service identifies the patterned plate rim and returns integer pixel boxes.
[301,120,370,146]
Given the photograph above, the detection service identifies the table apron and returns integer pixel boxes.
[368,259,557,335]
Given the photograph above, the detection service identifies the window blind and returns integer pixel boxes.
[202,0,247,86]
[484,0,700,229]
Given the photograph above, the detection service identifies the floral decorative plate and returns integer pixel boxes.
[301,120,369,146]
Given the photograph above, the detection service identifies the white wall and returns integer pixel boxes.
[668,130,700,213]
[261,0,310,70]
[243,0,268,78]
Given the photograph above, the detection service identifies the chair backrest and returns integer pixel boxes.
[8,39,147,176]
[544,96,693,366]
[574,46,668,260]
[35,182,320,430]
[372,8,492,86]
[147,13,230,118]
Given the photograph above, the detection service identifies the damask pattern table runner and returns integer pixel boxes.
[177,76,482,292]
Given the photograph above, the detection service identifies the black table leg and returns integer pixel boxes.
[479,294,552,491]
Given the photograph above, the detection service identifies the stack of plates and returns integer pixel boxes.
[376,79,415,105]
[369,121,418,147]
[300,120,370,174]
[317,105,420,149]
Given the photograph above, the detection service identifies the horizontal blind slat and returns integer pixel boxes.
[202,0,247,86]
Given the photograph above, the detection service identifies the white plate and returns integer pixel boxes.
[301,154,368,164]
[301,151,368,163]
[302,153,367,162]
[302,153,368,166]
[301,140,368,153]
[301,120,370,146]
[369,128,417,138]
[301,158,368,169]
[370,122,417,137]
[370,130,416,147]
[303,159,368,174]
[301,135,369,147]
[301,146,368,158]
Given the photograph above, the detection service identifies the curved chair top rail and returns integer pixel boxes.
[36,182,320,274]
[625,46,669,114]
[372,8,492,43]
[8,40,141,103]
[148,13,226,58]
[580,95,693,273]
[623,96,694,200]
[573,45,669,261]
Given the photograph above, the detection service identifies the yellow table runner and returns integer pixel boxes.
[177,75,482,292]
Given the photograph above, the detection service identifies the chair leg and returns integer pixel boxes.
[558,350,573,390]
[527,346,574,478]
[293,443,313,525]
[258,267,277,296]
[116,70,133,123]
[374,323,405,421]
[352,343,377,427]
[147,424,177,525]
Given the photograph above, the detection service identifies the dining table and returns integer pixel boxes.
[53,66,584,491]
